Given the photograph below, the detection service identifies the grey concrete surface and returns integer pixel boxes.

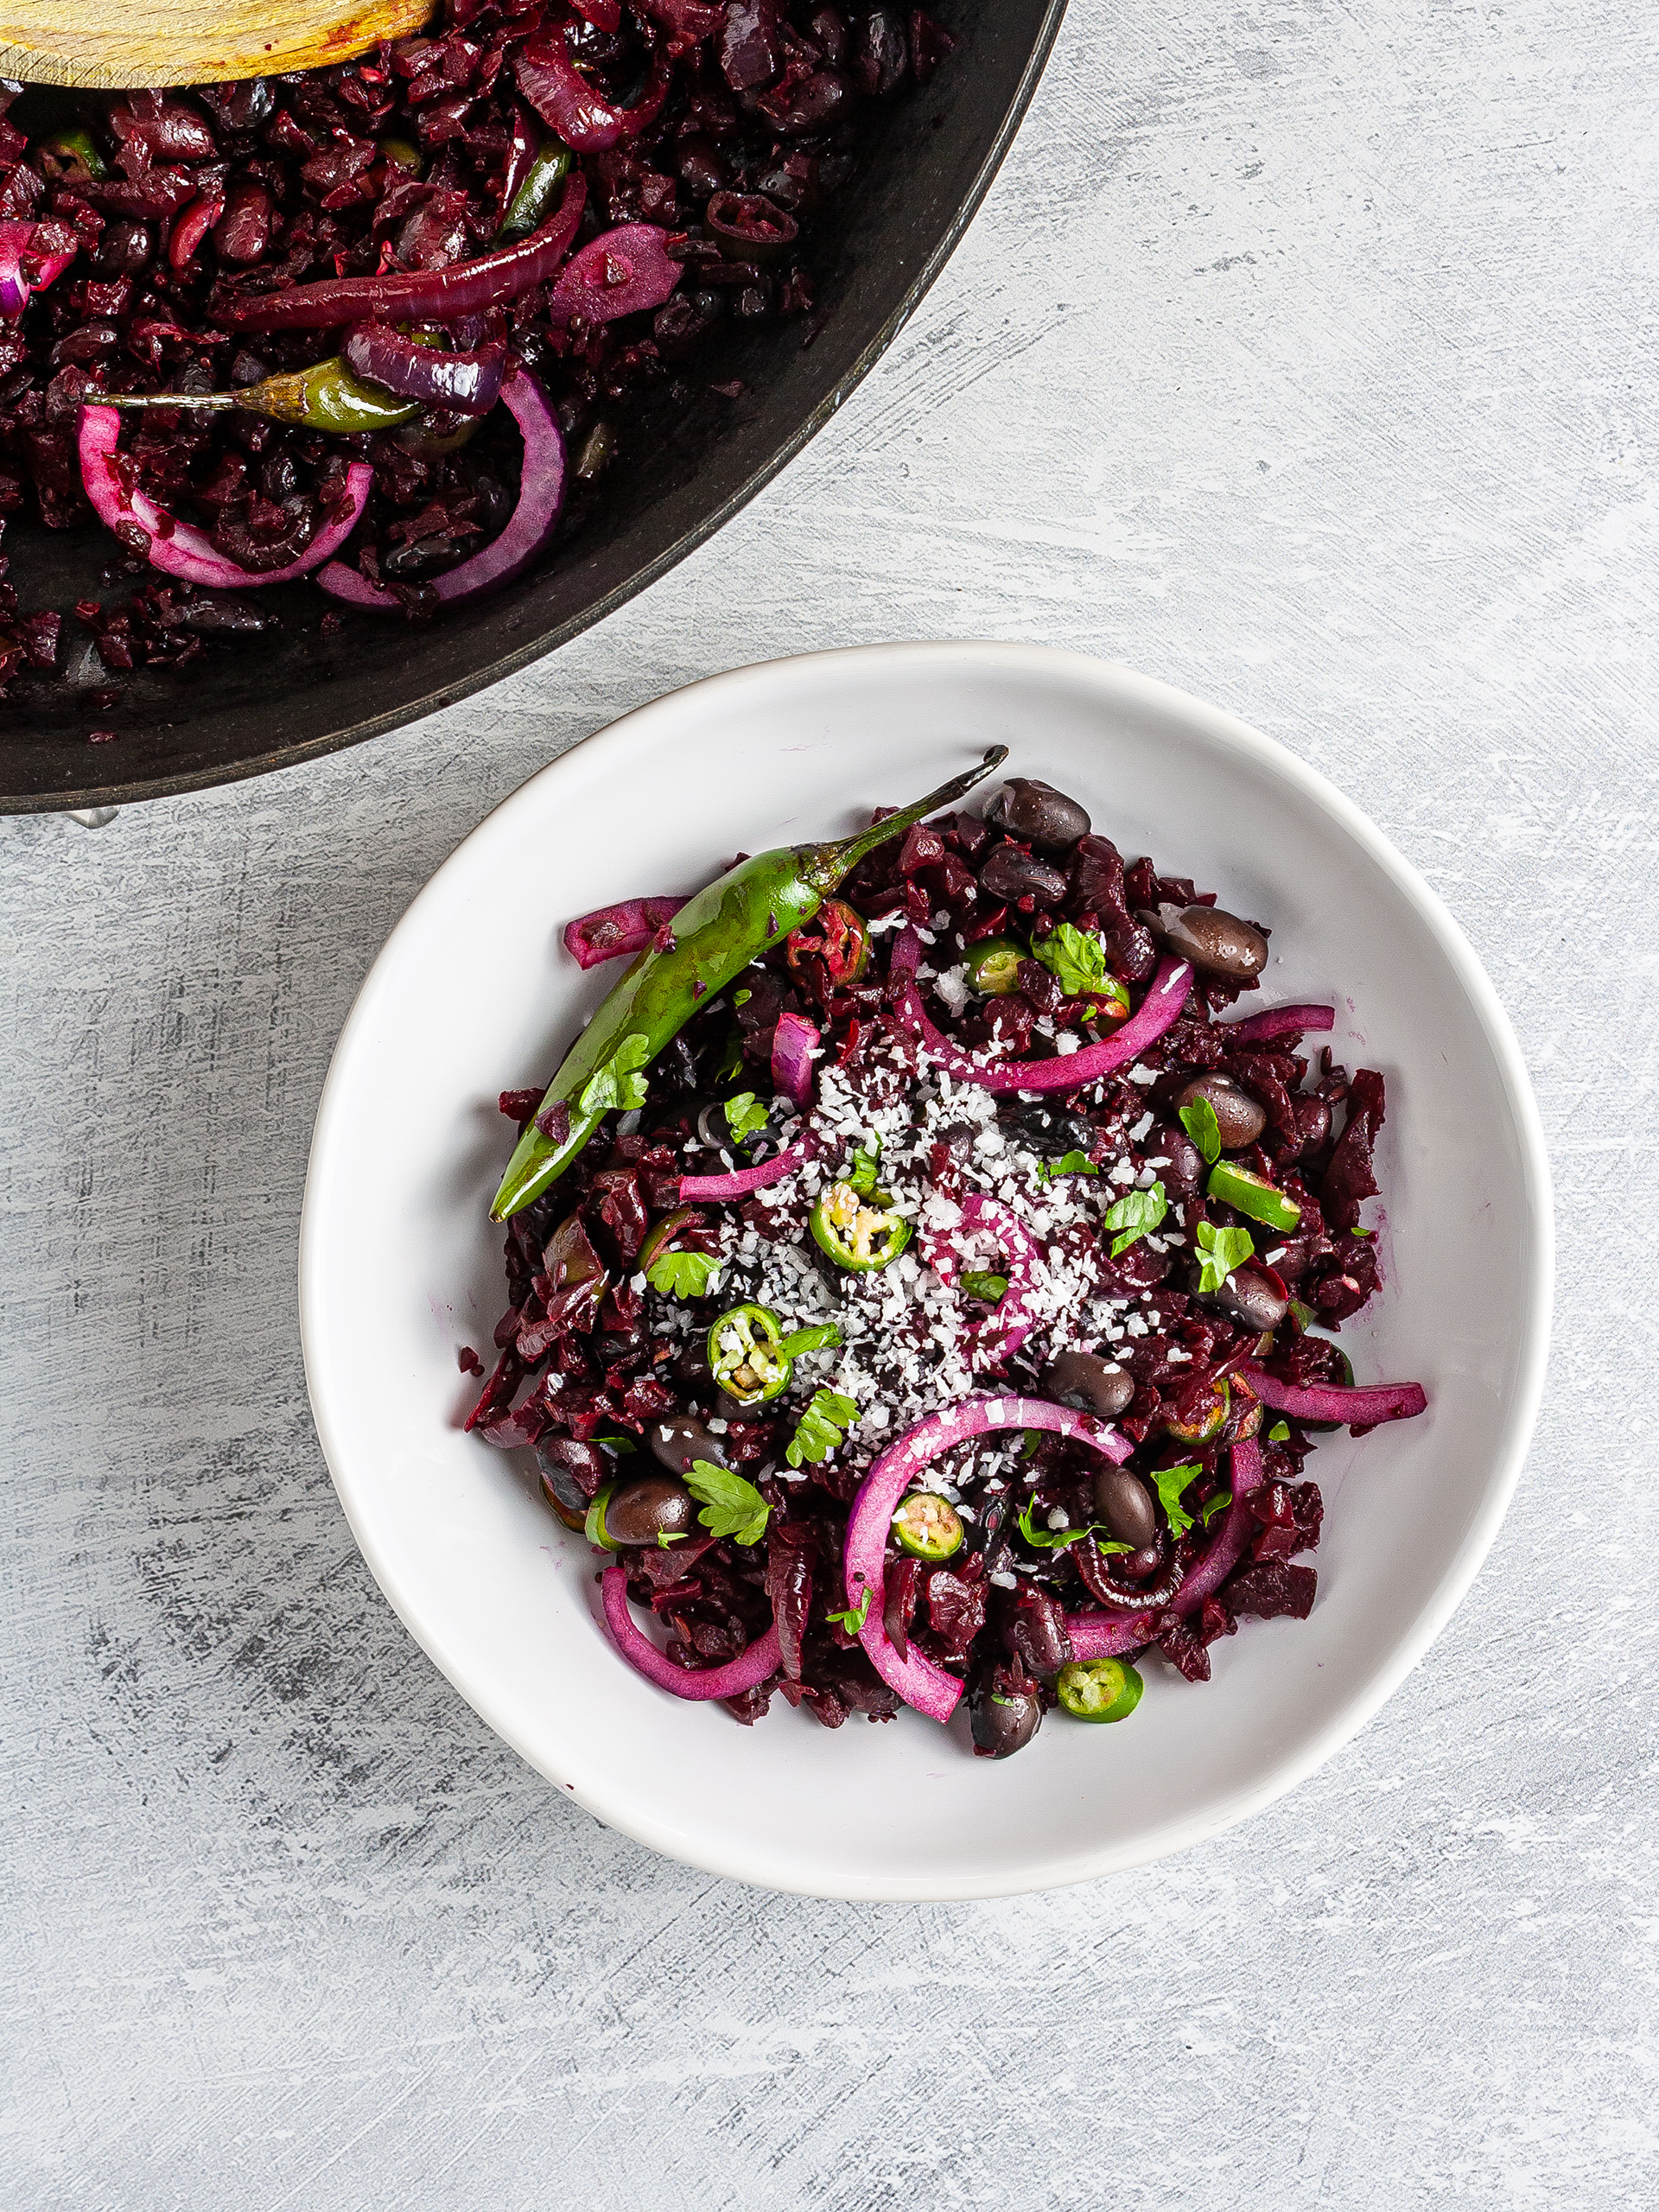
[4,2,1656,2204]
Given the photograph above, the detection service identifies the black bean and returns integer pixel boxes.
[213,181,272,266]
[1040,1348,1135,1420]
[1118,1544,1164,1581]
[1091,1466,1159,1549]
[1211,1262,1288,1333]
[969,1658,1044,1758]
[92,219,150,275]
[980,843,1069,908]
[170,593,273,636]
[603,1475,697,1545]
[648,1413,730,1475]
[676,132,729,200]
[985,777,1091,853]
[1160,904,1269,979]
[1178,1071,1266,1149]
[1156,1126,1205,1198]
[809,6,850,65]
[1003,1103,1096,1159]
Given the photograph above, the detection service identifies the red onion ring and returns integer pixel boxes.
[771,1011,818,1108]
[1066,1433,1268,1661]
[601,1567,782,1700]
[546,224,683,327]
[563,895,688,969]
[342,324,507,415]
[1243,1369,1427,1427]
[677,1136,812,1202]
[516,33,674,154]
[891,928,1193,1095]
[0,219,75,315]
[318,367,565,613]
[225,175,585,331]
[1222,1003,1336,1045]
[845,1395,1134,1724]
[78,406,372,589]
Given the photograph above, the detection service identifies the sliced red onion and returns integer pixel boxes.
[601,1566,782,1700]
[1243,1369,1427,1428]
[343,323,507,415]
[1066,1434,1268,1662]
[547,224,683,327]
[168,194,224,274]
[563,895,688,969]
[1223,1003,1336,1045]
[677,1137,811,1202]
[891,928,1193,1095]
[516,34,673,153]
[957,1192,1041,1364]
[771,1011,818,1107]
[0,220,74,315]
[846,1395,1134,1725]
[78,405,372,589]
[318,368,564,613]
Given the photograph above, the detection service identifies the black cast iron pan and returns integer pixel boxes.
[0,0,1065,813]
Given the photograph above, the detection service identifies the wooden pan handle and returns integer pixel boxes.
[0,1,435,90]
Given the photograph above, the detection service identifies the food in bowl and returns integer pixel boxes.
[462,749,1426,1756]
[0,2,955,702]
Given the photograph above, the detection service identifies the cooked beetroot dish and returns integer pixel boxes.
[0,3,954,693]
[465,752,1427,1755]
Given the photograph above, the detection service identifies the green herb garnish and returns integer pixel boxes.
[1268,1420,1291,1442]
[1041,1149,1100,1181]
[1194,1218,1255,1294]
[576,1031,652,1118]
[848,1136,882,1197]
[779,1322,843,1359]
[722,1091,768,1143]
[685,1459,771,1545]
[1198,1490,1232,1529]
[961,1269,1008,1304]
[826,1586,871,1634]
[1103,1179,1167,1259]
[785,1387,860,1469]
[1179,1096,1223,1166]
[1149,1461,1203,1539]
[645,1247,720,1300]
[1031,923,1128,1009]
[1015,1494,1133,1554]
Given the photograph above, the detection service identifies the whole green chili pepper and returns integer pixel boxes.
[94,357,421,434]
[490,747,1008,1220]
[500,143,574,241]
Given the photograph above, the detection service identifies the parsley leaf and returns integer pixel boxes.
[1198,1490,1232,1529]
[684,1460,771,1546]
[1268,1420,1291,1442]
[723,1091,768,1143]
[848,1135,881,1197]
[1149,1462,1203,1539]
[592,1432,638,1454]
[656,1530,687,1548]
[825,1586,871,1634]
[1179,1095,1223,1166]
[645,1247,719,1300]
[1041,1148,1100,1181]
[779,1321,842,1358]
[1032,922,1109,999]
[576,1031,652,1119]
[785,1387,860,1469]
[961,1269,1008,1304]
[1015,1494,1133,1553]
[1104,1179,1167,1258]
[1193,1217,1255,1294]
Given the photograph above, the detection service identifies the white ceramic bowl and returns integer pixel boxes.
[300,643,1552,1899]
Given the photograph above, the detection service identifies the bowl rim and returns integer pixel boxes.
[299,640,1554,1897]
[7,3,1070,817]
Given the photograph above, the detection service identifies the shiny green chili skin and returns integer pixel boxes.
[491,748,1008,1219]
[501,143,575,240]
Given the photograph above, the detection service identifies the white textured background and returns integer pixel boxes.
[4,1,1656,2203]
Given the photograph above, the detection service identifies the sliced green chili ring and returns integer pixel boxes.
[809,1181,912,1272]
[1163,1378,1229,1446]
[501,142,575,239]
[583,1484,621,1552]
[1056,1658,1144,1723]
[707,1302,793,1406]
[961,1269,1008,1304]
[965,937,1025,995]
[891,1492,964,1561]
[1206,1160,1302,1232]
[37,124,106,180]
